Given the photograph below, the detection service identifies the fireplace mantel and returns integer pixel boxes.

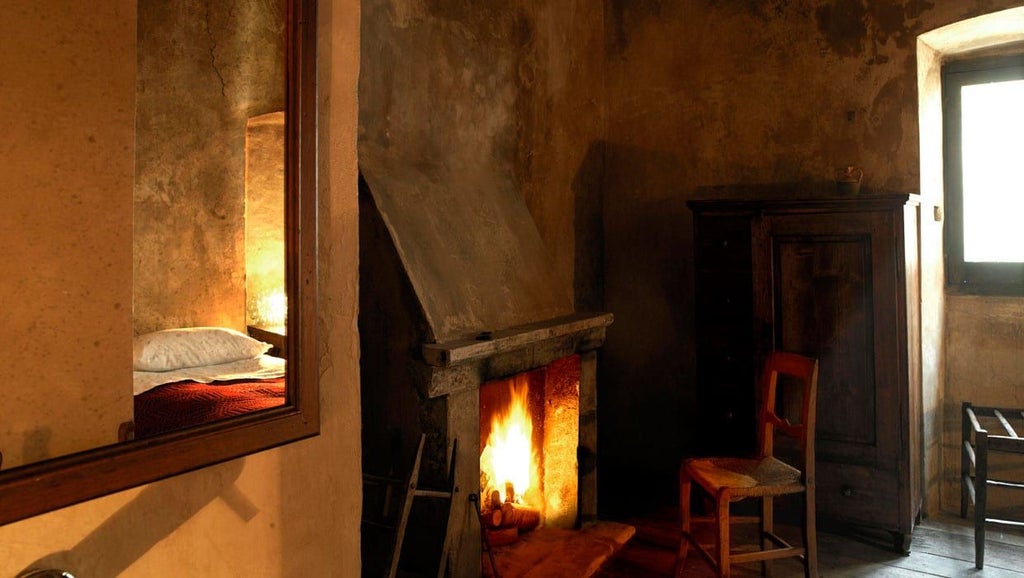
[417,312,613,398]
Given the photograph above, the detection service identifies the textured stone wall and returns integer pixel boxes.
[134,0,285,335]
[600,0,1024,513]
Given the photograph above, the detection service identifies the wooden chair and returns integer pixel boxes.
[676,351,819,578]
[961,402,1024,569]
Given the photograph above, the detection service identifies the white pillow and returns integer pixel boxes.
[133,327,272,372]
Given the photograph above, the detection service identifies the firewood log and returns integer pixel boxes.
[488,489,502,511]
[488,508,503,529]
[500,502,540,532]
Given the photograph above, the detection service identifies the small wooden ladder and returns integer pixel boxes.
[363,434,459,578]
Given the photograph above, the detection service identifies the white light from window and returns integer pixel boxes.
[960,80,1024,263]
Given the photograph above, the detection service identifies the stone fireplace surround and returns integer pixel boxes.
[419,312,611,576]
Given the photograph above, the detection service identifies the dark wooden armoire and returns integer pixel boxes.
[689,189,922,551]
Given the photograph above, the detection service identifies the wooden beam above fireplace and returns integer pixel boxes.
[422,312,613,367]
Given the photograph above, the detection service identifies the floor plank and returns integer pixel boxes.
[595,511,1024,577]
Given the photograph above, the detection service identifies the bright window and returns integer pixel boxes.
[960,80,1024,262]
[943,55,1024,293]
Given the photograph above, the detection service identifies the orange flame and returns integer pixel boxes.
[480,378,539,507]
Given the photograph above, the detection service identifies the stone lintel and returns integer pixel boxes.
[421,323,609,399]
[422,312,613,368]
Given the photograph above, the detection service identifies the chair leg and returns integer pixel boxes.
[976,433,988,570]
[716,490,731,578]
[804,485,818,578]
[675,467,692,578]
[761,496,774,577]
[961,402,971,519]
[975,497,986,570]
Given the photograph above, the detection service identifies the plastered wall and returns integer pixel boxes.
[358,0,605,314]
[0,0,363,575]
[244,112,287,328]
[943,297,1024,513]
[512,1,606,311]
[917,6,1024,515]
[0,1,134,470]
[21,0,1024,573]
[355,0,1024,521]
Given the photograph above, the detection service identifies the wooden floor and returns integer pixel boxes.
[596,511,1024,577]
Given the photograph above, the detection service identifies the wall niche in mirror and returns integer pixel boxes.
[0,0,318,525]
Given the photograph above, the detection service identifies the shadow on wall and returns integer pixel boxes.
[597,140,696,517]
[573,140,606,313]
[18,459,250,576]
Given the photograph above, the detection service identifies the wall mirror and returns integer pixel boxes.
[0,0,318,525]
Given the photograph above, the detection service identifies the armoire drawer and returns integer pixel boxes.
[694,276,752,324]
[694,217,751,261]
[816,462,899,530]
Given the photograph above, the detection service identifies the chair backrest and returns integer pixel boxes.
[757,352,819,476]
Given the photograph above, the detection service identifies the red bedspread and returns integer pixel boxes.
[134,377,286,438]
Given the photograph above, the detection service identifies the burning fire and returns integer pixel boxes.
[479,358,582,538]
[480,377,540,509]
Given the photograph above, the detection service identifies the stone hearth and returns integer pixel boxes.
[483,522,635,578]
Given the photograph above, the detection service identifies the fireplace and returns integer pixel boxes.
[474,355,633,577]
[358,160,621,576]
[417,315,611,576]
[479,355,581,535]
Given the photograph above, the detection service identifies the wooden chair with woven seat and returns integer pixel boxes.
[675,351,819,578]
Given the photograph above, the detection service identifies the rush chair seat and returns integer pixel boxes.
[676,351,819,578]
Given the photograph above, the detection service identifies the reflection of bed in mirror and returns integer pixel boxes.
[130,105,288,438]
[128,327,287,439]
[134,375,285,439]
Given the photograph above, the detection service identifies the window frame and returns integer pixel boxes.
[942,53,1024,295]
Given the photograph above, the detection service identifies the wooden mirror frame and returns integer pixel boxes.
[0,0,319,526]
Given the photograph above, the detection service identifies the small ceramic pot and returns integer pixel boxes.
[836,165,863,195]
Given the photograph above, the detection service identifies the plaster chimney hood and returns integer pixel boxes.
[359,149,608,350]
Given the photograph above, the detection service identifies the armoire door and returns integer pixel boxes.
[752,209,906,529]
